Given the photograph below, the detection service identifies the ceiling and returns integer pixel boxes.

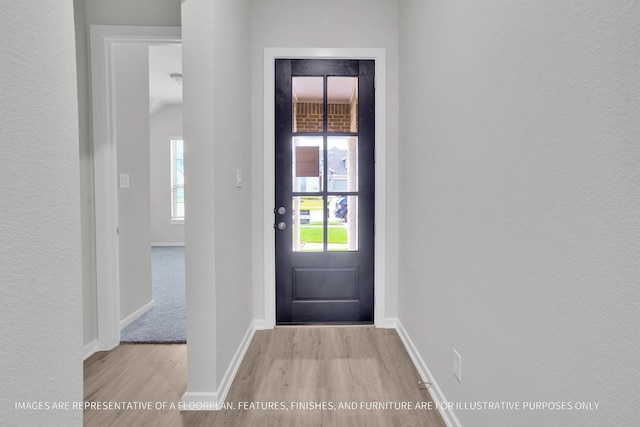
[149,44,182,115]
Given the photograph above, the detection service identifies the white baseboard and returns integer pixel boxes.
[216,320,257,404]
[376,317,398,329]
[180,392,220,410]
[395,320,461,427]
[83,339,99,360]
[181,320,257,411]
[151,242,185,247]
[253,318,272,330]
[120,300,155,329]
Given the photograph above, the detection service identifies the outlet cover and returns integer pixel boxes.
[453,348,462,383]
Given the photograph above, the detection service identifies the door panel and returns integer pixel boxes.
[275,59,375,324]
[293,268,358,300]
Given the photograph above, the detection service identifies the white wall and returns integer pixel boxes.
[74,0,98,349]
[74,0,182,347]
[150,104,185,244]
[211,0,253,388]
[250,0,401,322]
[182,0,253,396]
[84,0,181,26]
[115,45,153,323]
[398,1,639,426]
[1,1,82,425]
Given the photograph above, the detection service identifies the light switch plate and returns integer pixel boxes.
[119,173,130,189]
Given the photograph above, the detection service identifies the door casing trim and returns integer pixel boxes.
[90,25,181,352]
[262,48,388,328]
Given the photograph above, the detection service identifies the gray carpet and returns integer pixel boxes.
[121,246,186,343]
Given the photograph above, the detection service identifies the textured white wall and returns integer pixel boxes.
[182,0,219,394]
[398,1,639,426]
[150,104,185,244]
[250,0,401,321]
[115,45,153,323]
[209,0,253,385]
[0,1,82,425]
[74,0,182,347]
[84,0,181,26]
[73,0,98,349]
[182,0,253,395]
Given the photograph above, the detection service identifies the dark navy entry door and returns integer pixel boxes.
[275,59,375,324]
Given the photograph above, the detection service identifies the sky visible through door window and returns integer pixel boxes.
[170,138,184,221]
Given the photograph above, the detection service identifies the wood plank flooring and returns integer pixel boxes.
[84,327,446,426]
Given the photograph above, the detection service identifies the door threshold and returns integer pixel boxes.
[275,322,374,328]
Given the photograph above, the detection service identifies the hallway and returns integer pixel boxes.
[4,1,638,426]
[84,327,446,426]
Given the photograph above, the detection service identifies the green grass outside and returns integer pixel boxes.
[295,225,347,244]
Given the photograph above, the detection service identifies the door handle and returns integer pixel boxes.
[276,206,286,215]
[276,222,287,230]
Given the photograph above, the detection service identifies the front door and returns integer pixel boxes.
[275,59,375,324]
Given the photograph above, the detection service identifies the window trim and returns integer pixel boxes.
[170,137,184,222]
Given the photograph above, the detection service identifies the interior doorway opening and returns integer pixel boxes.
[90,25,182,352]
[120,43,186,344]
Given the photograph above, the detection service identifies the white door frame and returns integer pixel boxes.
[262,48,389,328]
[90,25,181,351]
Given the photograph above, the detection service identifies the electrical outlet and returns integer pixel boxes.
[453,348,462,383]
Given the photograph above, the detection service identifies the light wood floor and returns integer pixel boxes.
[84,327,446,426]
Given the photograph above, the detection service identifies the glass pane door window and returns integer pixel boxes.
[170,138,184,220]
[290,76,360,252]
